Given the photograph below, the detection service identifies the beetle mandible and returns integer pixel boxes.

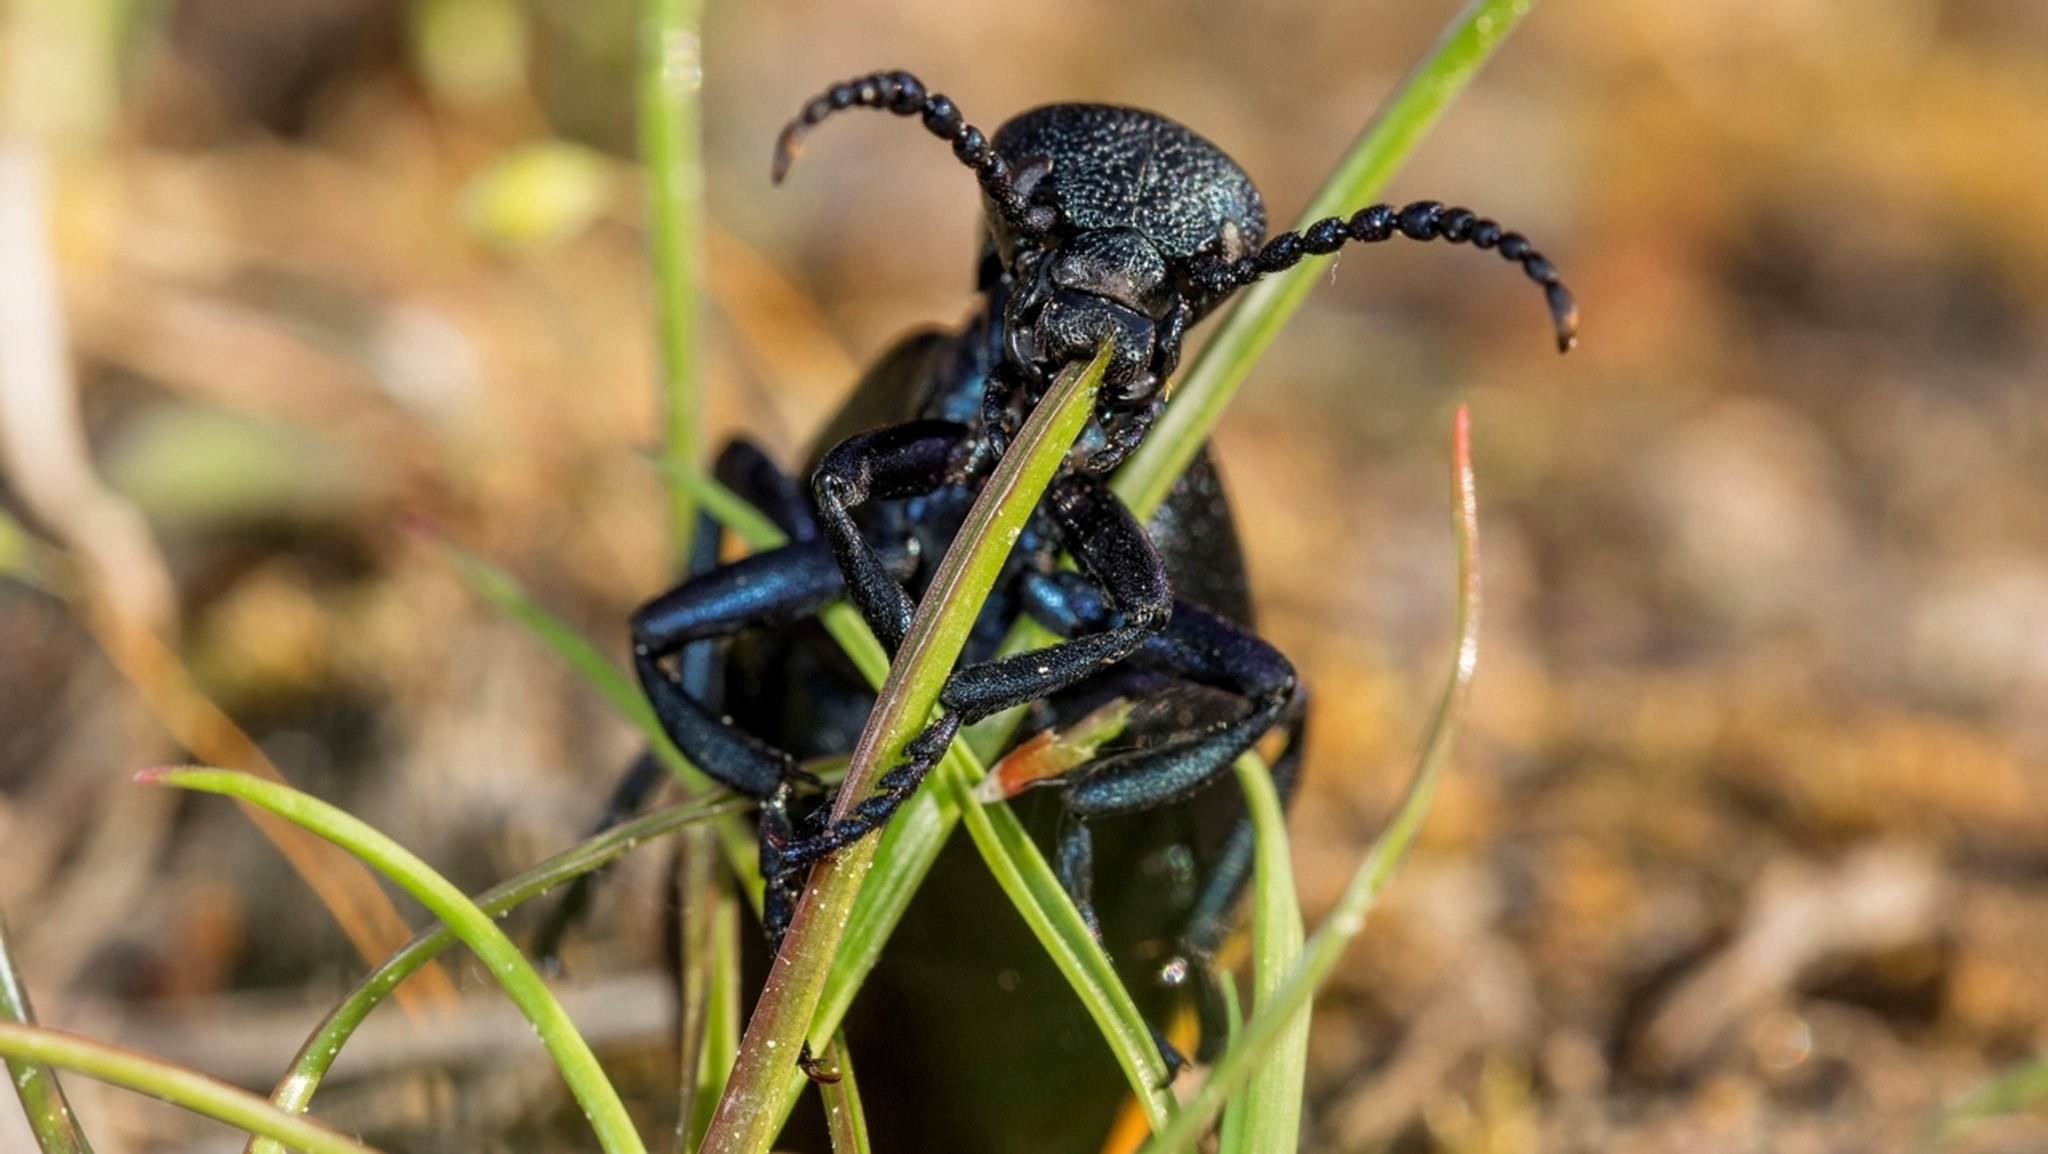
[621,69,1576,1018]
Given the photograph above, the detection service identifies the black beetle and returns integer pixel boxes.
[628,68,1572,940]
[587,69,1572,1139]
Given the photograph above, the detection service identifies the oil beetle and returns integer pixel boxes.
[580,69,1571,1137]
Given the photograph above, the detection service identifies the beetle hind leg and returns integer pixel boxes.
[1022,585,1309,1069]
[540,440,843,961]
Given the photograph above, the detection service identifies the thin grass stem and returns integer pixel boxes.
[1135,407,1481,1154]
[0,1024,377,1154]
[0,910,94,1154]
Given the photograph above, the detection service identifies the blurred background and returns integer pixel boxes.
[2,0,2046,1150]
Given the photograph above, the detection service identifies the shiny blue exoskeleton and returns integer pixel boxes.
[561,69,1574,1143]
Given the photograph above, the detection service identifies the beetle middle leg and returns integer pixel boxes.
[625,437,922,940]
[538,440,838,960]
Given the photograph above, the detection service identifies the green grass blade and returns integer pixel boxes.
[141,768,650,1154]
[0,1023,376,1154]
[642,0,706,566]
[1,910,95,1154]
[1216,973,1249,1154]
[1114,0,1544,518]
[1219,752,1307,1154]
[1137,407,1482,1154]
[817,1035,872,1154]
[698,345,1120,1154]
[676,825,743,1154]
[246,795,742,1154]
[940,763,1177,1120]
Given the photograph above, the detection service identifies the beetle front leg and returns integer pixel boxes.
[812,419,969,654]
[561,438,825,858]
[770,470,1173,872]
[631,542,854,800]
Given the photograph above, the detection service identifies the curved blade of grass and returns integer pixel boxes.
[699,344,1119,1154]
[1115,0,1542,518]
[1214,976,1249,1154]
[1,910,94,1154]
[1218,752,1306,1154]
[665,426,1176,1137]
[818,1034,871,1154]
[243,795,742,1154]
[642,0,705,565]
[937,759,1176,1119]
[0,1023,376,1154]
[1137,406,1481,1154]
[140,768,649,1154]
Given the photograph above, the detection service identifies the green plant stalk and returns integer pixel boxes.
[687,890,743,1151]
[818,1035,872,1154]
[698,345,1112,1154]
[1114,0,1540,518]
[0,1023,376,1154]
[143,769,649,1154]
[1219,752,1307,1154]
[1,910,94,1154]
[675,824,743,1154]
[448,546,763,899]
[1136,407,1481,1154]
[667,461,1174,1137]
[244,795,743,1154]
[1215,976,1249,1154]
[642,0,706,566]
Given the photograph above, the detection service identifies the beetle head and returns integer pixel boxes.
[772,72,1577,469]
[987,104,1266,412]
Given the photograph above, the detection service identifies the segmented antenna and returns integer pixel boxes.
[1192,200,1580,352]
[772,70,1056,240]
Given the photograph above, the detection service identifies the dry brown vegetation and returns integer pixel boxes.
[3,1,2047,1151]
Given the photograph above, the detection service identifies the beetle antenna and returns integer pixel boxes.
[773,70,1056,239]
[1192,201,1579,352]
